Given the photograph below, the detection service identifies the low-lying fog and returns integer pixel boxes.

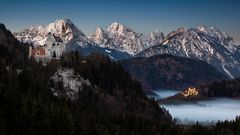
[150,90,240,125]
[148,90,179,100]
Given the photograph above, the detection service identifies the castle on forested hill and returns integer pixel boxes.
[29,25,66,61]
[181,87,198,97]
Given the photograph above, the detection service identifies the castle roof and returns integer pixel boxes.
[53,34,63,42]
[47,32,63,43]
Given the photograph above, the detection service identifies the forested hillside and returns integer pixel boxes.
[0,23,239,135]
[200,78,240,97]
[121,55,226,90]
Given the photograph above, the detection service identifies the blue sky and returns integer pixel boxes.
[0,0,239,37]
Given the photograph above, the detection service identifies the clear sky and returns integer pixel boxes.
[0,0,239,38]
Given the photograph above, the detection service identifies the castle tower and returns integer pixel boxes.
[61,23,66,42]
[62,24,66,33]
[57,22,66,58]
[28,46,32,58]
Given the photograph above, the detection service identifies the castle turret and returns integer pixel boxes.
[28,46,32,58]
[61,23,66,41]
[62,24,66,34]
[59,22,66,56]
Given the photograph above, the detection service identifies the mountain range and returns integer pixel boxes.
[14,18,240,78]
[137,26,240,78]
[1,21,240,135]
[88,22,164,55]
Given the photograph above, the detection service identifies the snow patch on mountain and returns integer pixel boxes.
[222,65,234,79]
[181,38,189,57]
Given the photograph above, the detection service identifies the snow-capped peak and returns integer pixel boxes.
[196,25,208,32]
[89,22,145,55]
[14,18,92,47]
[90,24,166,55]
[95,27,105,36]
[154,29,161,32]
[107,22,126,33]
[141,29,165,47]
[210,26,218,30]
[150,29,164,39]
[166,27,187,39]
[196,25,236,52]
[89,27,109,47]
[46,18,81,35]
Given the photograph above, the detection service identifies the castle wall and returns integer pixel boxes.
[29,33,65,61]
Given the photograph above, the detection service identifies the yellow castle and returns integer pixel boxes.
[181,87,198,97]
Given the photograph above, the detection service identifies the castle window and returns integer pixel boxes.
[52,43,55,46]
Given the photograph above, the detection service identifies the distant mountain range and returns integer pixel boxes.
[89,22,164,55]
[14,18,240,78]
[137,26,240,79]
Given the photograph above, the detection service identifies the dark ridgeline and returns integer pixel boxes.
[0,24,29,67]
[199,78,240,97]
[0,23,239,135]
[120,55,226,91]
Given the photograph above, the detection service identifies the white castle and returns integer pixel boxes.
[29,25,66,61]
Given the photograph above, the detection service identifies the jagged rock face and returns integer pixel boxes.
[89,22,165,55]
[107,22,145,55]
[143,30,165,47]
[49,68,91,100]
[89,27,110,47]
[90,22,147,55]
[137,26,240,78]
[14,18,93,47]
